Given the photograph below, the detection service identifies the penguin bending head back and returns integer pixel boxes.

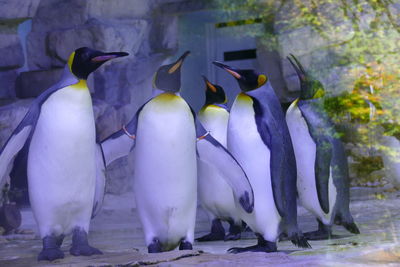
[286,54,360,239]
[287,54,325,100]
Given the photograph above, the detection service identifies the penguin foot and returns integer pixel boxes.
[196,219,225,242]
[70,245,103,256]
[289,233,312,249]
[278,232,288,241]
[228,234,277,253]
[196,232,225,241]
[179,240,193,250]
[224,222,241,241]
[304,220,332,240]
[224,232,241,241]
[69,227,103,256]
[37,235,65,261]
[303,230,331,240]
[342,222,360,235]
[38,248,64,261]
[56,234,65,248]
[148,238,162,253]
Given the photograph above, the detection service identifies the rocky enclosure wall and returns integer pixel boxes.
[0,0,184,195]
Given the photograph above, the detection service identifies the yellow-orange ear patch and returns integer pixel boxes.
[206,81,217,93]
[68,51,75,73]
[258,74,267,87]
[168,60,183,74]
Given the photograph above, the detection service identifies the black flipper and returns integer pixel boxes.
[92,102,148,218]
[195,118,254,213]
[331,137,360,234]
[91,144,107,219]
[99,101,148,166]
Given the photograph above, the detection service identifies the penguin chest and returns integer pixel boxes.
[28,86,96,211]
[133,93,197,240]
[228,94,270,178]
[286,103,336,223]
[198,105,229,146]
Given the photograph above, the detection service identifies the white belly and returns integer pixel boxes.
[197,106,239,223]
[133,94,197,250]
[381,135,400,188]
[28,86,96,237]
[228,94,281,242]
[286,102,337,224]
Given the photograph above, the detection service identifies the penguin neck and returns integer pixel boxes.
[152,88,180,98]
[201,103,225,112]
[70,79,88,90]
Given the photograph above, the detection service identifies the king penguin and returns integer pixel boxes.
[196,76,242,242]
[213,61,310,253]
[0,47,128,261]
[99,52,254,253]
[285,54,360,239]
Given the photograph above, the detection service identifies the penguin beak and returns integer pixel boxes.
[212,61,241,79]
[91,52,129,63]
[202,75,217,93]
[168,51,191,74]
[287,54,306,83]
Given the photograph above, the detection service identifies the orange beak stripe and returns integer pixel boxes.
[225,68,241,79]
[206,81,217,93]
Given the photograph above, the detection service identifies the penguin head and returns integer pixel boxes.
[68,47,129,80]
[212,61,267,92]
[153,51,190,93]
[202,75,227,105]
[287,54,325,100]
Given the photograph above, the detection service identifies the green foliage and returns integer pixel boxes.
[214,0,400,185]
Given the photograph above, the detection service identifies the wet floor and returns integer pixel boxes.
[0,186,399,266]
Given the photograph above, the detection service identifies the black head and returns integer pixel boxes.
[202,75,227,105]
[212,61,267,92]
[153,51,190,92]
[68,47,129,80]
[287,54,325,100]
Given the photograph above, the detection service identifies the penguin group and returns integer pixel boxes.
[0,46,361,261]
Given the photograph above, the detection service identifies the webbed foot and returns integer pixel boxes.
[69,228,102,256]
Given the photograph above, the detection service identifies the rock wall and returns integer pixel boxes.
[0,0,184,196]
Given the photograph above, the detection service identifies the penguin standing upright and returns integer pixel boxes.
[196,76,242,242]
[285,54,360,239]
[0,47,128,261]
[100,52,254,253]
[213,61,310,253]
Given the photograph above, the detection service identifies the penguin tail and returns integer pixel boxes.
[334,213,360,234]
[342,222,360,234]
[289,233,312,249]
